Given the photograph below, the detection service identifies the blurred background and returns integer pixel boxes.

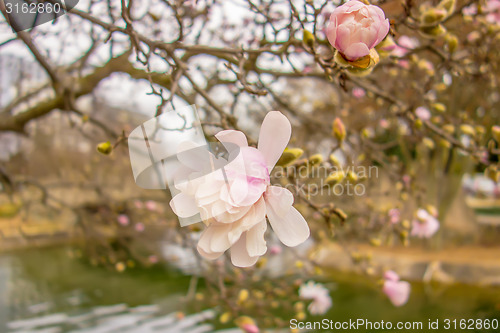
[0,0,500,332]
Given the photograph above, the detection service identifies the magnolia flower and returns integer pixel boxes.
[299,281,333,315]
[326,0,390,61]
[383,270,410,307]
[169,111,310,267]
[411,208,440,238]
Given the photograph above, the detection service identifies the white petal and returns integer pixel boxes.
[257,111,291,170]
[169,193,199,218]
[246,220,267,257]
[197,245,224,260]
[264,186,294,217]
[198,223,232,253]
[215,130,248,151]
[230,234,259,267]
[267,206,310,247]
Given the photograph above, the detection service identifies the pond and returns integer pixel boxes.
[0,246,499,332]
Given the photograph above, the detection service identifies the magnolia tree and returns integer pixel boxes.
[1,0,500,330]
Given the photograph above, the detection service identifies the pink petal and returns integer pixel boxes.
[343,42,370,60]
[246,220,267,257]
[264,186,294,217]
[383,280,411,307]
[169,193,199,218]
[384,270,400,281]
[215,130,248,151]
[326,16,337,47]
[257,111,292,170]
[375,19,390,45]
[266,206,310,247]
[335,25,351,53]
[231,233,259,267]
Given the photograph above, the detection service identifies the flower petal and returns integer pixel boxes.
[343,42,370,60]
[383,280,411,307]
[267,206,310,247]
[197,245,224,260]
[264,186,294,217]
[215,130,248,151]
[230,233,259,267]
[257,111,292,170]
[169,192,199,218]
[246,219,267,257]
[198,223,233,253]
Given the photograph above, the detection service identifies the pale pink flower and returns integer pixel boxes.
[299,281,333,315]
[388,208,400,224]
[392,36,419,58]
[133,200,143,209]
[135,222,145,232]
[379,119,389,129]
[326,1,390,61]
[352,87,366,98]
[145,200,157,211]
[383,270,410,307]
[117,214,129,226]
[411,208,440,238]
[169,111,310,267]
[415,106,431,121]
[269,245,282,255]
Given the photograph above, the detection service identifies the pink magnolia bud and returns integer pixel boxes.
[326,1,390,61]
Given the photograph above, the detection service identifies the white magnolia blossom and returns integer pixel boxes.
[169,111,310,267]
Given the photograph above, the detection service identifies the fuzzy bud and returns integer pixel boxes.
[332,117,347,142]
[277,148,304,167]
[97,141,113,155]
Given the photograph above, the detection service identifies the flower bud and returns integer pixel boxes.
[308,154,323,166]
[302,29,315,48]
[346,171,359,182]
[277,148,304,166]
[460,124,476,136]
[420,8,448,26]
[238,289,249,303]
[422,137,435,150]
[325,171,345,185]
[97,141,113,155]
[445,34,458,53]
[431,103,447,113]
[442,124,455,134]
[220,312,231,324]
[332,117,346,142]
[419,24,447,38]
